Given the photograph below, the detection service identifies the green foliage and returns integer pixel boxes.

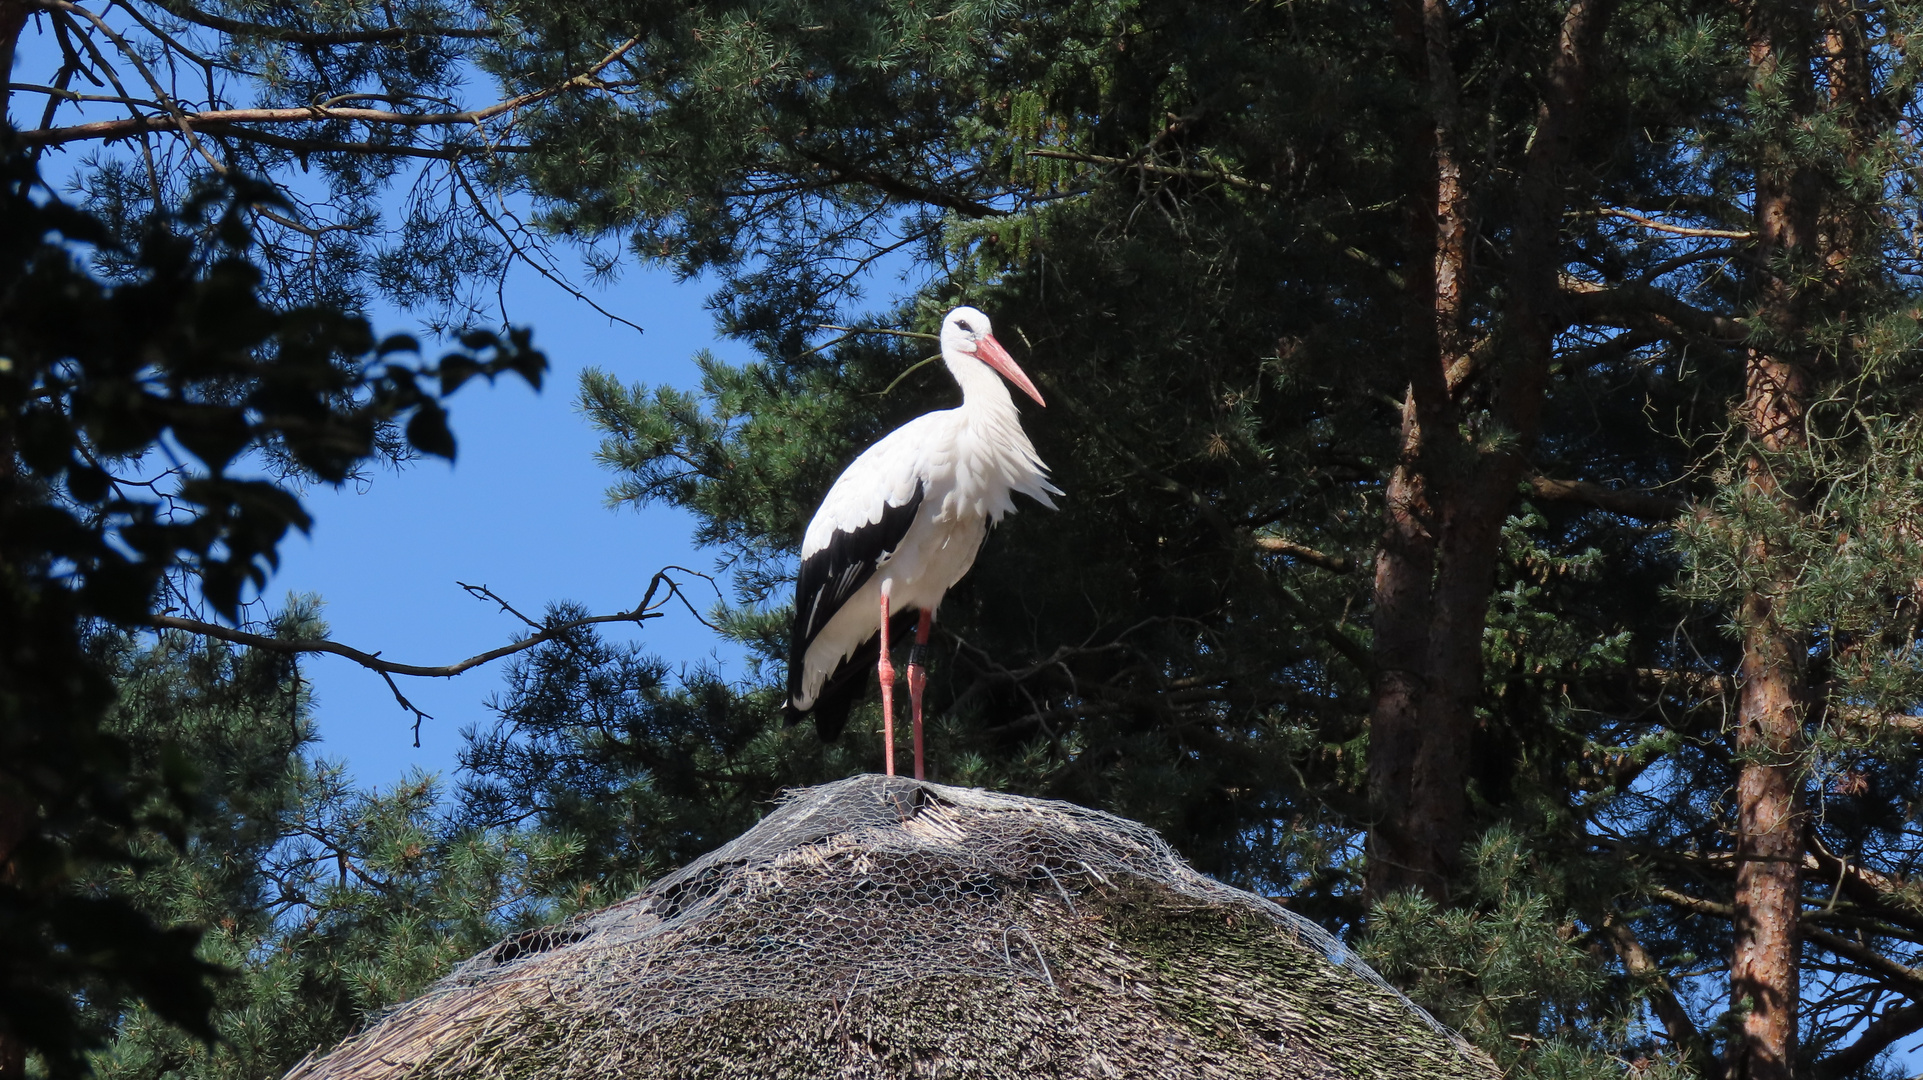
[76,612,570,1080]
[1363,827,1673,1080]
[29,0,1923,1076]
[0,146,543,1072]
[494,0,1923,1074]
[49,0,512,318]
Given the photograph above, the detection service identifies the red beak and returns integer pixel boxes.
[974,334,1047,407]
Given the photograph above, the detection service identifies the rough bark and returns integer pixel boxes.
[1725,5,1817,1078]
[1366,0,1615,902]
[1727,566,1807,1080]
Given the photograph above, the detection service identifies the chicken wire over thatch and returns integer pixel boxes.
[285,775,1489,1080]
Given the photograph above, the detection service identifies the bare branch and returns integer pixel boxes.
[1802,924,1923,1000]
[151,598,665,678]
[1816,1000,1923,1079]
[7,81,162,109]
[1587,206,1756,240]
[1562,276,1752,341]
[460,581,544,631]
[1253,535,1353,573]
[1525,475,1687,521]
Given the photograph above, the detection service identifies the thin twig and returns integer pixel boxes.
[875,355,941,397]
[449,163,645,335]
[1026,148,1272,194]
[815,324,940,341]
[16,23,642,148]
[460,581,544,631]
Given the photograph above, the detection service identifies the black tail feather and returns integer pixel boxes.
[785,609,918,743]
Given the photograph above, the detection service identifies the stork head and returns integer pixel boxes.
[940,306,1046,407]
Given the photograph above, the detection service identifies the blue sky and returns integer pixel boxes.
[272,264,755,788]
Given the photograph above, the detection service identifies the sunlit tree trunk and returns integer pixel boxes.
[1725,4,1817,1076]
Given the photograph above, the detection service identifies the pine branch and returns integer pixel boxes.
[192,124,530,161]
[1807,833,1917,908]
[800,149,1007,219]
[1635,668,1732,696]
[1562,277,1751,341]
[1815,1000,1923,1079]
[1025,148,1273,194]
[1039,371,1370,671]
[15,23,640,148]
[156,0,500,46]
[1801,924,1923,1000]
[1824,704,1923,734]
[1652,884,1733,919]
[1603,917,1716,1076]
[23,101,537,147]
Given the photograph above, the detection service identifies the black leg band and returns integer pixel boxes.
[907,642,933,669]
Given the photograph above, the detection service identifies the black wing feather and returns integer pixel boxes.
[784,482,925,736]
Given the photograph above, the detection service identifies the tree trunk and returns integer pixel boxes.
[1366,0,1466,903]
[1366,0,1614,903]
[0,792,27,1079]
[0,190,23,1078]
[1726,5,1817,1077]
[0,0,28,118]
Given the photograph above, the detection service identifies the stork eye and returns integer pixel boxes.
[957,320,975,333]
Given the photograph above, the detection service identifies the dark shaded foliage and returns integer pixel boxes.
[0,142,542,1073]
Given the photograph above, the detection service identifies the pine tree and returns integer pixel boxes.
[21,0,1923,1075]
[83,608,583,1080]
[475,0,1923,1075]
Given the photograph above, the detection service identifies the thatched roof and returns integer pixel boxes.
[286,775,1491,1080]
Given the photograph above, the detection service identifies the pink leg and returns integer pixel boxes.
[907,610,933,781]
[877,591,896,777]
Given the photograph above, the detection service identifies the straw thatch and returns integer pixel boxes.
[285,775,1491,1080]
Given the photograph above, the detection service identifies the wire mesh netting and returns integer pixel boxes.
[286,775,1487,1080]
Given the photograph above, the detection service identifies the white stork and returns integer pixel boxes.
[784,306,1061,779]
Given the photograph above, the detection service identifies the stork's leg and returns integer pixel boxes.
[877,589,897,777]
[907,610,933,781]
